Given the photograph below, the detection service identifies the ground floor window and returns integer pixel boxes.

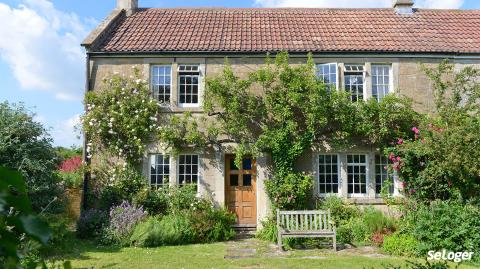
[375,155,393,194]
[318,154,339,194]
[179,154,199,186]
[149,154,170,188]
[347,154,367,195]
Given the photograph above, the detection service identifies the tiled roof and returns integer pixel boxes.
[89,8,480,54]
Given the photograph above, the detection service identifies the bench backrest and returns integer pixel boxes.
[276,209,333,232]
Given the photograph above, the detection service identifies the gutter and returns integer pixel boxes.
[86,50,480,60]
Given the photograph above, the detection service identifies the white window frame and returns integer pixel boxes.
[344,64,366,102]
[149,154,171,189]
[150,65,172,105]
[177,64,201,108]
[375,154,394,196]
[317,153,341,197]
[371,64,393,101]
[346,153,369,198]
[177,154,200,190]
[315,63,339,90]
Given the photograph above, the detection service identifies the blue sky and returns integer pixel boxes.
[0,0,479,147]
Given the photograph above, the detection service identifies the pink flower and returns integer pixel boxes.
[397,138,403,145]
[412,127,419,134]
[389,152,396,162]
[401,182,407,188]
[409,188,416,194]
[396,156,401,162]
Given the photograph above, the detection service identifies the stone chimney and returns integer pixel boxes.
[117,0,138,16]
[393,0,414,15]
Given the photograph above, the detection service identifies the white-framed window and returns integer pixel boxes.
[318,154,340,194]
[151,65,172,104]
[178,65,200,107]
[375,155,393,194]
[372,64,392,101]
[316,63,338,90]
[347,154,367,195]
[149,154,170,189]
[344,64,365,102]
[178,154,199,186]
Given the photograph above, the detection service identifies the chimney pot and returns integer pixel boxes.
[393,0,414,15]
[116,0,138,16]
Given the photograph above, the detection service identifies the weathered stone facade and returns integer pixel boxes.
[87,54,480,226]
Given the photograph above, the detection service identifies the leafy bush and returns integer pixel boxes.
[256,218,278,242]
[130,214,193,247]
[97,164,147,210]
[265,172,313,210]
[166,184,200,214]
[189,207,236,242]
[76,209,108,239]
[403,200,480,255]
[362,207,396,235]
[133,188,168,215]
[105,201,147,246]
[57,156,83,189]
[317,195,360,224]
[336,225,354,244]
[39,214,75,256]
[383,232,419,257]
[0,102,64,213]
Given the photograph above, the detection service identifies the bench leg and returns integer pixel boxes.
[333,235,337,251]
[277,232,282,251]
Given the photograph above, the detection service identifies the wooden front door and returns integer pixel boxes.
[225,155,256,226]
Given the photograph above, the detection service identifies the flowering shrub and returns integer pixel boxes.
[57,155,83,189]
[82,67,159,163]
[265,172,313,210]
[105,201,147,245]
[58,156,82,172]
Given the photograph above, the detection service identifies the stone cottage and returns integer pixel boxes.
[82,0,480,228]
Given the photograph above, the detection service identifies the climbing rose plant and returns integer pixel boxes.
[82,68,159,163]
[387,61,480,201]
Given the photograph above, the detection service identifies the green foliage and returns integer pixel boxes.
[82,68,159,163]
[130,214,193,246]
[38,214,76,257]
[255,218,278,242]
[57,170,83,189]
[95,164,147,210]
[382,232,419,257]
[264,172,313,209]
[0,167,52,268]
[317,195,360,224]
[403,200,480,255]
[0,102,63,212]
[188,206,236,242]
[132,188,169,215]
[205,52,418,209]
[382,260,457,269]
[54,147,82,162]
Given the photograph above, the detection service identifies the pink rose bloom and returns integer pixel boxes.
[389,152,396,162]
[412,127,419,134]
[397,138,403,145]
[396,156,401,162]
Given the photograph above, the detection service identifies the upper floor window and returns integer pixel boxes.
[178,65,200,107]
[150,154,170,189]
[344,64,365,102]
[316,63,337,90]
[318,154,339,194]
[151,65,172,104]
[178,154,199,187]
[372,65,391,101]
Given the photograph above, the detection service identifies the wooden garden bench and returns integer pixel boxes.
[276,209,336,251]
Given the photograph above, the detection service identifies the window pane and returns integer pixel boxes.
[149,154,170,189]
[230,174,238,186]
[179,154,199,189]
[243,174,252,186]
[375,154,393,194]
[372,65,391,101]
[318,154,339,194]
[242,158,252,170]
[179,66,200,105]
[151,65,172,103]
[347,154,367,194]
[316,63,337,90]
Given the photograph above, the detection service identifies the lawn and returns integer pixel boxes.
[61,239,479,269]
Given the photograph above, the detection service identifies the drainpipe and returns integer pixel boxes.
[81,52,91,212]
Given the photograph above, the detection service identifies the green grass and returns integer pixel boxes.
[58,240,479,269]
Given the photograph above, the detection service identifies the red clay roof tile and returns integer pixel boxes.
[91,8,480,54]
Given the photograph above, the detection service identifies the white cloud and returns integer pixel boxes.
[50,113,82,147]
[254,0,464,9]
[0,0,92,101]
